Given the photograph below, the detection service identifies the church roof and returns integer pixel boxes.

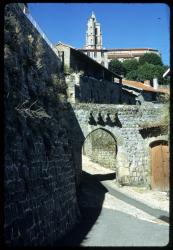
[107,48,159,52]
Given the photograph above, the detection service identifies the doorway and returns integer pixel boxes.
[150,141,169,191]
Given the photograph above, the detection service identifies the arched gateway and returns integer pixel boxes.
[83,128,117,170]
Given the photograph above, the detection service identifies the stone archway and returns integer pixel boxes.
[83,128,117,170]
[150,140,169,191]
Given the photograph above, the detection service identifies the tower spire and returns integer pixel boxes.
[85,12,102,50]
[91,11,95,18]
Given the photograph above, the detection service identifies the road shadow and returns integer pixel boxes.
[93,172,116,181]
[54,171,110,246]
[158,216,169,223]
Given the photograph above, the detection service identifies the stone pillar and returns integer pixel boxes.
[153,78,158,89]
[116,146,130,185]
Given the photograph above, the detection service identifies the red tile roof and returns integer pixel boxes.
[122,79,169,94]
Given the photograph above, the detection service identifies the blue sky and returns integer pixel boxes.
[28,3,170,65]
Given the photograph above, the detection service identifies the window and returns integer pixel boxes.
[94,51,97,57]
[95,37,97,44]
[87,51,90,56]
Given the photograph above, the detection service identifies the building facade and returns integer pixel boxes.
[79,12,161,68]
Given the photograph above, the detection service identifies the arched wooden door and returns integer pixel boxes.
[150,141,169,191]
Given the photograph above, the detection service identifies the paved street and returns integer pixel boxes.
[56,156,169,247]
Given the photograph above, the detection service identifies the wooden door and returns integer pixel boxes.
[151,141,169,191]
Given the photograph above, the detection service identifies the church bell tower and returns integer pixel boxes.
[85,12,102,50]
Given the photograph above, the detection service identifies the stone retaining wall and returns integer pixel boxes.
[4,4,80,246]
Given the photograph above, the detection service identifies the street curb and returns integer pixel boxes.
[102,181,169,215]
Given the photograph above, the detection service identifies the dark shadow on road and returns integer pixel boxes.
[158,216,169,223]
[54,171,169,246]
[54,171,109,246]
[93,172,116,181]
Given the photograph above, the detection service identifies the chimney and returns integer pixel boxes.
[153,78,158,89]
[144,80,151,86]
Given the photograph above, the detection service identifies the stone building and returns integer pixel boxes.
[55,42,121,83]
[55,42,169,194]
[55,42,123,104]
[79,12,161,67]
[55,42,168,105]
[121,79,169,104]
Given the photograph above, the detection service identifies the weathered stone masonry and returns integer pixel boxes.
[83,128,117,169]
[66,73,122,104]
[71,103,168,186]
[4,4,80,246]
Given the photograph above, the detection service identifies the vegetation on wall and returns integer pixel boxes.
[138,100,169,136]
[159,101,169,135]
[63,64,74,75]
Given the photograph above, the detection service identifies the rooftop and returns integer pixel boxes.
[56,42,122,80]
[80,48,159,52]
[122,79,169,94]
[106,48,159,52]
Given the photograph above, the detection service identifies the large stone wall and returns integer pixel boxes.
[4,4,80,246]
[71,103,168,186]
[65,73,161,106]
[66,73,122,104]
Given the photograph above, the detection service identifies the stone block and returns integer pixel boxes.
[24,211,34,229]
[5,206,13,226]
[4,225,12,244]
[118,166,130,178]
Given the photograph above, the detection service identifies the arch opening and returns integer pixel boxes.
[82,128,117,170]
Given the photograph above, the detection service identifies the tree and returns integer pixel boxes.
[126,70,139,81]
[108,59,125,76]
[122,59,139,75]
[136,63,165,83]
[139,52,163,66]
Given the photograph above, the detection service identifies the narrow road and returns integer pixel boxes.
[55,157,169,247]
